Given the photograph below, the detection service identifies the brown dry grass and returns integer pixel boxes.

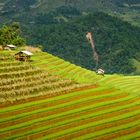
[0,45,3,50]
[23,46,41,53]
[0,84,97,108]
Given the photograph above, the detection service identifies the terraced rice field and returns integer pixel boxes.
[101,75,140,95]
[1,84,140,139]
[31,52,102,83]
[0,50,140,139]
[0,52,88,103]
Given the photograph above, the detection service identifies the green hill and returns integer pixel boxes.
[0,49,140,139]
[0,11,140,74]
[0,1,140,138]
[23,12,140,74]
[0,50,91,103]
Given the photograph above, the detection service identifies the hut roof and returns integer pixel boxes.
[96,68,105,74]
[21,51,33,55]
[7,44,17,48]
[21,50,33,55]
[16,50,33,56]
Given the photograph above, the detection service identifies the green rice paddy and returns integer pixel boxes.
[0,50,140,139]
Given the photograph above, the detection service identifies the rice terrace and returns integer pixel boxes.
[0,48,140,140]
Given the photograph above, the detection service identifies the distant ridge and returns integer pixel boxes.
[0,0,140,26]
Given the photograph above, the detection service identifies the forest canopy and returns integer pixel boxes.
[23,11,140,74]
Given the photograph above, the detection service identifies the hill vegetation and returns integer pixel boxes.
[0,0,140,26]
[0,9,140,74]
[23,11,140,74]
[0,22,25,47]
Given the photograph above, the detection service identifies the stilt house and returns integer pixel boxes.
[15,50,33,61]
[4,44,17,50]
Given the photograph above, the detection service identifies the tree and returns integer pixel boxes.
[0,22,26,48]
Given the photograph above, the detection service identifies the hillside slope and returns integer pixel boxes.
[0,49,140,139]
[0,50,91,103]
[30,50,140,95]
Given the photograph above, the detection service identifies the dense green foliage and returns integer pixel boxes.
[23,11,140,74]
[2,0,36,13]
[0,0,140,26]
[113,0,140,5]
[0,22,26,47]
[34,6,81,25]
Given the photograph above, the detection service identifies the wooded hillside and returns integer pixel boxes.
[23,11,140,74]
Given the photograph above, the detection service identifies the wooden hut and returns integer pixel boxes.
[15,50,33,61]
[96,68,105,76]
[4,44,17,50]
